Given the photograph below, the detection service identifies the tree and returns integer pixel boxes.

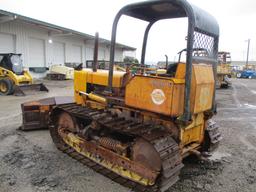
[123,56,139,64]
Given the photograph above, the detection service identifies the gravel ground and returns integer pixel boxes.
[0,78,255,192]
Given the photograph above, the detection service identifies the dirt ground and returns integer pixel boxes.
[0,78,255,192]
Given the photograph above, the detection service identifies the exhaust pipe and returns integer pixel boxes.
[93,32,99,72]
[165,54,168,69]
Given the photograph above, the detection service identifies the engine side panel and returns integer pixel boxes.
[83,68,126,87]
[191,64,215,113]
[125,76,184,116]
[74,69,128,104]
[125,63,214,116]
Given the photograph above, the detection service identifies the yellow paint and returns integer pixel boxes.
[175,62,215,113]
[83,68,126,87]
[171,78,185,84]
[179,113,205,147]
[125,63,214,116]
[191,64,214,113]
[182,143,201,157]
[74,69,128,104]
[175,63,186,79]
[217,64,231,75]
[0,67,33,85]
[62,132,155,186]
[74,70,87,105]
[87,93,107,104]
[72,62,214,159]
[79,91,107,106]
[125,76,184,116]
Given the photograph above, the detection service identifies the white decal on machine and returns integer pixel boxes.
[151,89,166,105]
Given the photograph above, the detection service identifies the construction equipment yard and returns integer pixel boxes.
[0,78,255,192]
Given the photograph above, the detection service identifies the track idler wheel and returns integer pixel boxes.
[50,111,78,150]
[132,138,162,172]
[57,112,78,133]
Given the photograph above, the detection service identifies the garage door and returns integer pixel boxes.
[85,48,105,61]
[28,37,45,67]
[98,48,105,60]
[85,47,93,61]
[0,33,15,53]
[72,45,82,63]
[53,42,65,65]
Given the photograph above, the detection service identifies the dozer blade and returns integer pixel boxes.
[20,96,74,131]
[13,83,49,96]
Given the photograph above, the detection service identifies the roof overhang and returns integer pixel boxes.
[0,9,136,51]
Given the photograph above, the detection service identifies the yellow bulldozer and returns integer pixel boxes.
[20,0,221,191]
[0,53,48,96]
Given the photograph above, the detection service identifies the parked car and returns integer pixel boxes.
[236,70,256,79]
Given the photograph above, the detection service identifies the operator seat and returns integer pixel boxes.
[158,62,179,77]
[167,63,179,76]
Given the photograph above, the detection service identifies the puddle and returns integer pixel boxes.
[208,151,231,161]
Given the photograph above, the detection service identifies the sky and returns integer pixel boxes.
[0,0,256,63]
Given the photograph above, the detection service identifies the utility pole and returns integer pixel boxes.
[246,39,250,67]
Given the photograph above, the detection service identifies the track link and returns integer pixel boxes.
[49,103,183,192]
[206,119,222,151]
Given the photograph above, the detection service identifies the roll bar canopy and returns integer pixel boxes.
[120,0,219,36]
[107,0,219,122]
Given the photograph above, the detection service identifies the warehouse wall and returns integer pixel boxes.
[85,41,124,62]
[0,20,126,69]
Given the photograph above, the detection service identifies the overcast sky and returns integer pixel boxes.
[1,0,256,62]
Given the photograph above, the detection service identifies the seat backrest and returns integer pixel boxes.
[166,63,179,77]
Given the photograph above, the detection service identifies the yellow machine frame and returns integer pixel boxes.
[73,61,215,157]
[0,66,33,85]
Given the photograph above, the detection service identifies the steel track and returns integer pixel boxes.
[49,103,185,192]
[49,103,221,192]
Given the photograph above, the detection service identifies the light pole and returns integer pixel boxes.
[245,39,250,67]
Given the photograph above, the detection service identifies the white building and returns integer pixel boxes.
[0,9,136,72]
